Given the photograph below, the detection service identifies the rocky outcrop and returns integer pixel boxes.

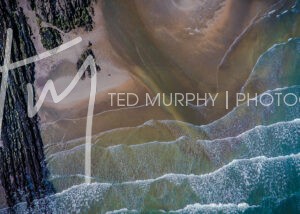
[40,27,63,50]
[77,47,101,79]
[30,0,94,32]
[0,0,54,208]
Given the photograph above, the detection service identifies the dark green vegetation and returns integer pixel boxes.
[40,27,63,50]
[31,0,94,32]
[52,7,93,32]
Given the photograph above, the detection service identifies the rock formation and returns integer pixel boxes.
[0,0,54,209]
[30,0,94,32]
[40,27,63,50]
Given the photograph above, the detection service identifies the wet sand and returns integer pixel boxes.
[102,0,280,123]
[23,0,284,144]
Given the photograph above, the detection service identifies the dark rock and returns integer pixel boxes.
[31,0,94,32]
[40,27,63,50]
[0,0,54,209]
[77,48,101,80]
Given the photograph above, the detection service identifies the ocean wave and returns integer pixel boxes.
[241,38,300,94]
[202,86,300,140]
[7,153,300,213]
[106,203,254,214]
[169,202,254,214]
[45,85,300,160]
[47,119,299,191]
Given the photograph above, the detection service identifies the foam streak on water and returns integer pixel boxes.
[3,153,299,213]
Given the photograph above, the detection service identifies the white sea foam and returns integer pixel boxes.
[10,153,299,213]
[170,202,256,213]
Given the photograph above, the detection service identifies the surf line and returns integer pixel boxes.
[0,28,96,184]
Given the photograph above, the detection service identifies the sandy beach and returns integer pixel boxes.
[22,0,281,144]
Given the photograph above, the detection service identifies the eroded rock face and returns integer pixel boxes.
[31,0,94,32]
[0,0,53,208]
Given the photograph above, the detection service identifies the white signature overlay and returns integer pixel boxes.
[0,29,96,184]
